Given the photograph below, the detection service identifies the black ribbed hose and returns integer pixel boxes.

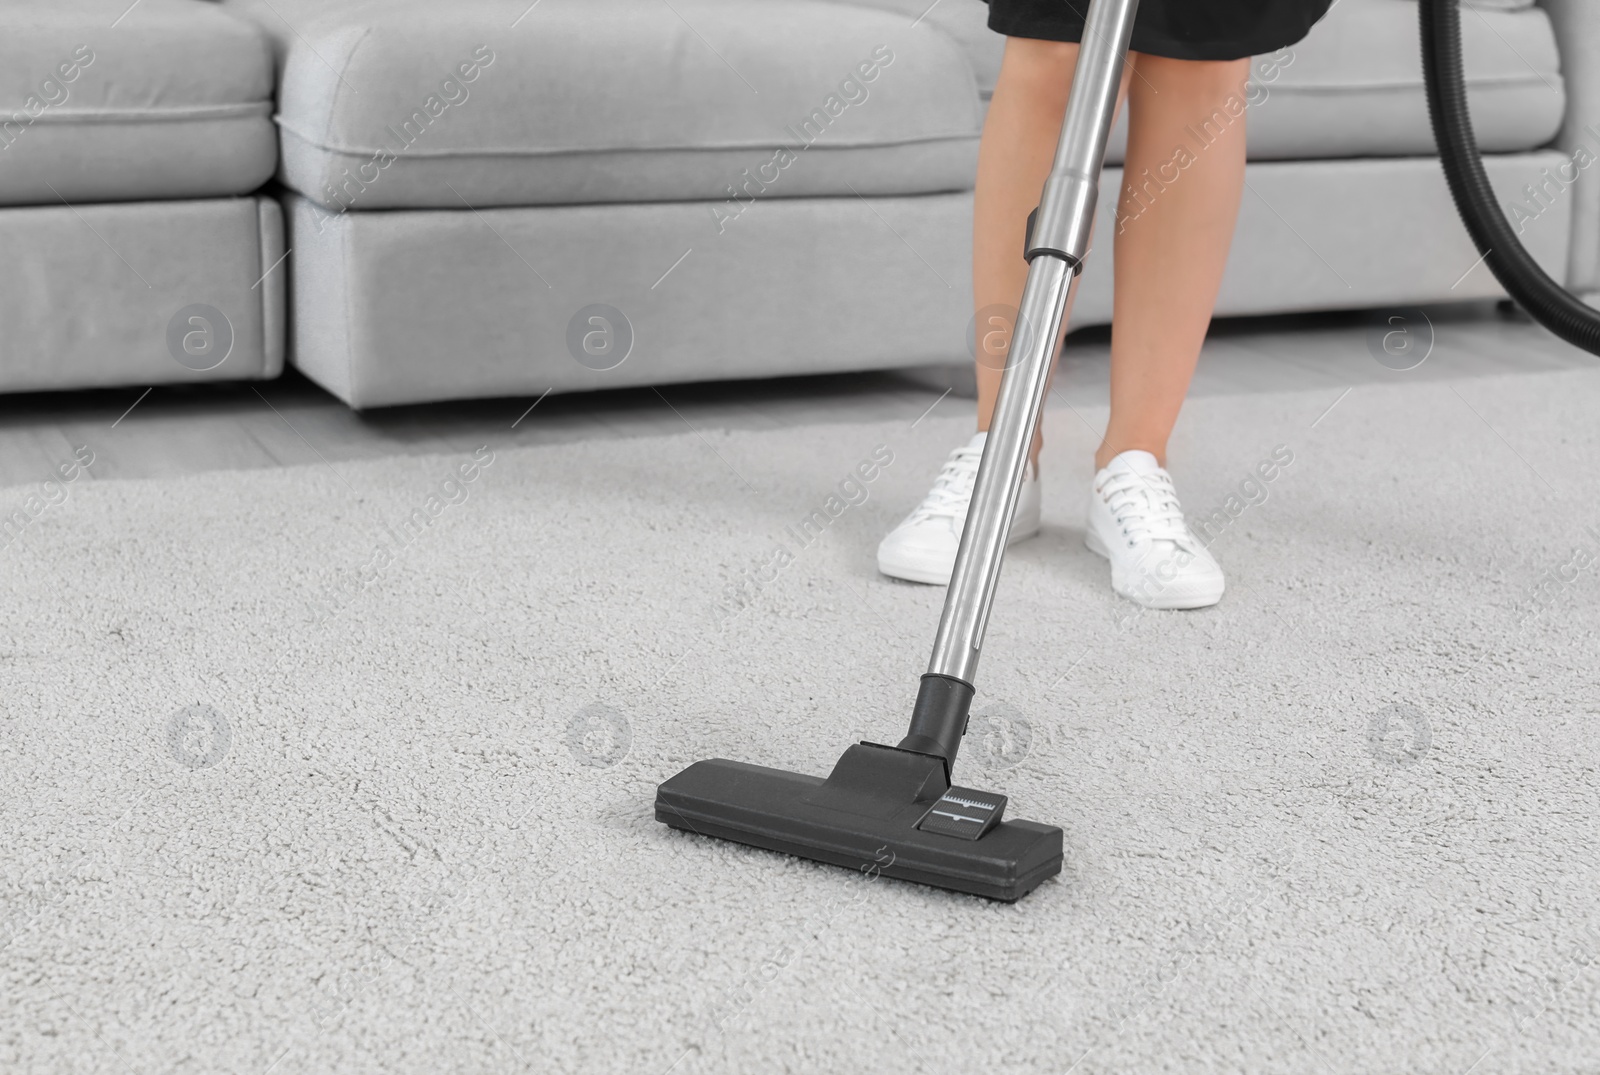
[1421,0,1600,355]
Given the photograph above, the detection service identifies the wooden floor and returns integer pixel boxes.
[0,301,1591,486]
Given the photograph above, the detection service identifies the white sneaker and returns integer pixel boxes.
[1085,450,1224,609]
[877,431,1041,585]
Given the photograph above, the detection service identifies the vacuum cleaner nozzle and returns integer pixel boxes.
[655,741,1063,902]
[653,0,1140,905]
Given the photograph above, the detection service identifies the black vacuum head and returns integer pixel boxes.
[655,742,1062,902]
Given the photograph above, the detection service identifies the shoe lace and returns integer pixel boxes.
[911,442,986,521]
[1098,468,1191,546]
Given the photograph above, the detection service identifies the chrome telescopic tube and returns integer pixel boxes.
[925,0,1140,687]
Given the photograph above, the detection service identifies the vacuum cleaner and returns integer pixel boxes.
[654,0,1600,902]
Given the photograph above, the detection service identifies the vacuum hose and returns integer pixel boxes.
[1421,0,1600,355]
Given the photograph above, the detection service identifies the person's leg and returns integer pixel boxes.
[881,42,1244,593]
[1079,53,1249,609]
[1097,53,1249,470]
[972,37,1130,462]
[880,36,1106,586]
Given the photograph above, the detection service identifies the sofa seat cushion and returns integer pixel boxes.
[848,0,1561,161]
[219,0,981,211]
[1103,0,1563,159]
[1236,0,1564,159]
[0,0,276,206]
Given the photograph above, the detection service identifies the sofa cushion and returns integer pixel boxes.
[0,0,276,206]
[838,0,1003,99]
[1237,0,1563,159]
[220,0,981,211]
[847,0,1562,160]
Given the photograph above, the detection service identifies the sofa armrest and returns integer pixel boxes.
[1540,0,1600,292]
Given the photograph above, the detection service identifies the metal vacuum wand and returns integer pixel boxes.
[899,0,1141,768]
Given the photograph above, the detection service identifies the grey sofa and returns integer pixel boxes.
[0,0,285,394]
[1,0,1593,405]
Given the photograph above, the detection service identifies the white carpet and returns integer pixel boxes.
[3,368,1599,1074]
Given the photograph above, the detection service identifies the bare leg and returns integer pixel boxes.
[973,40,1078,448]
[972,37,1128,464]
[973,43,1248,472]
[1097,54,1249,470]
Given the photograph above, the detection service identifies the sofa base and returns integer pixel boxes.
[0,197,285,394]
[286,153,1570,409]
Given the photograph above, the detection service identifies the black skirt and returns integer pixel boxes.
[983,0,1334,61]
